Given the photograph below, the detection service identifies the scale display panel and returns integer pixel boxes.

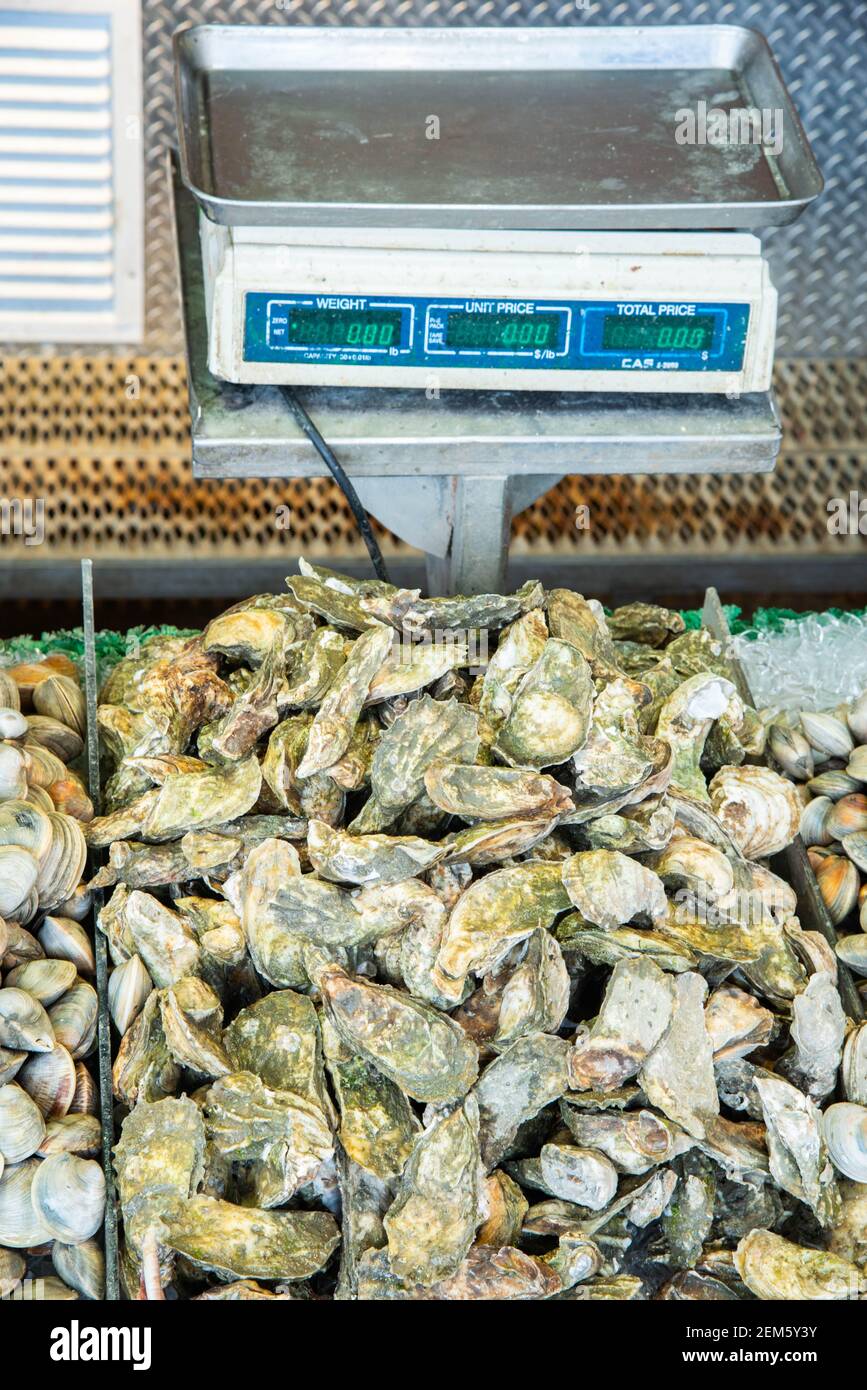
[244,293,750,375]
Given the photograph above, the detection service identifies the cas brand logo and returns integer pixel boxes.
[50,1321,152,1371]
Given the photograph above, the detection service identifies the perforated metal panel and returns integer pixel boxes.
[2,353,864,562]
[139,0,867,358]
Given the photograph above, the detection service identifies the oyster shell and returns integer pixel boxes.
[708,765,802,859]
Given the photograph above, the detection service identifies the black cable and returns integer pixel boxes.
[279,386,392,586]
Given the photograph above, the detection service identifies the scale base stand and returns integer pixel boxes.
[174,158,782,596]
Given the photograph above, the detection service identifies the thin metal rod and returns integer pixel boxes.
[81,558,121,1298]
[278,386,391,586]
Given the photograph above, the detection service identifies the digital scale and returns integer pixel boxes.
[173,24,822,592]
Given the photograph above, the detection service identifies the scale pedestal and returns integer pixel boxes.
[174,162,782,595]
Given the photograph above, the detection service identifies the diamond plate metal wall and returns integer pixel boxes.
[141,0,867,358]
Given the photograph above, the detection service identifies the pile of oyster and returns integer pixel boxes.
[92,567,867,1301]
[765,697,867,985]
[0,655,105,1302]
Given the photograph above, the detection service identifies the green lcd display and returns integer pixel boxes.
[446,312,560,351]
[601,313,716,353]
[285,308,403,349]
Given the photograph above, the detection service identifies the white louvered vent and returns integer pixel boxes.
[0,0,142,344]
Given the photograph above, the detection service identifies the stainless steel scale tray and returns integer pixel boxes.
[174,24,822,231]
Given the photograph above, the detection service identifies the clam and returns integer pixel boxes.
[807,770,861,801]
[0,846,38,917]
[0,742,28,800]
[0,707,27,740]
[56,884,92,923]
[825,793,867,840]
[0,673,21,711]
[4,958,77,1005]
[52,1237,104,1300]
[33,674,86,738]
[768,723,814,781]
[799,794,834,847]
[0,1156,52,1246]
[800,711,855,758]
[842,1025,867,1105]
[31,1152,105,1243]
[0,987,55,1051]
[36,813,87,914]
[48,778,94,823]
[0,1048,25,1085]
[823,1102,867,1183]
[48,980,98,1059]
[0,1247,25,1297]
[707,765,801,859]
[36,1113,101,1158]
[7,654,77,703]
[24,715,83,763]
[841,831,867,873]
[846,745,867,782]
[21,742,67,790]
[815,855,860,926]
[836,934,867,976]
[16,1043,76,1116]
[68,1062,98,1116]
[108,954,153,1034]
[0,1082,46,1162]
[37,915,95,975]
[847,691,867,744]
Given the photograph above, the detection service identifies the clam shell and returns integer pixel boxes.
[0,986,55,1051]
[24,784,54,813]
[56,883,92,922]
[800,795,834,848]
[0,1246,25,1297]
[37,915,95,976]
[36,1113,101,1158]
[846,746,867,783]
[2,922,44,969]
[826,794,867,840]
[842,1024,867,1105]
[33,674,85,739]
[0,673,21,712]
[806,770,861,801]
[31,1152,105,1243]
[841,830,867,873]
[17,1043,77,1116]
[801,712,855,758]
[21,742,67,789]
[7,654,77,702]
[0,800,52,858]
[0,708,27,740]
[24,715,83,764]
[836,934,867,977]
[52,1238,105,1300]
[0,1047,26,1085]
[108,953,153,1034]
[0,845,38,917]
[0,1081,46,1162]
[823,1102,867,1183]
[847,691,867,744]
[48,777,94,823]
[48,979,98,1059]
[768,723,814,781]
[0,1156,52,1246]
[0,742,27,800]
[36,813,87,914]
[816,855,860,926]
[68,1062,98,1116]
[4,958,77,1005]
